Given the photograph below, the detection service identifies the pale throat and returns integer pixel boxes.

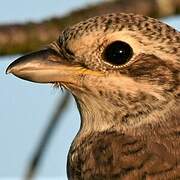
[76,94,117,133]
[73,91,178,144]
[69,73,178,146]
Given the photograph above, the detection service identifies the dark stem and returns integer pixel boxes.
[24,92,70,180]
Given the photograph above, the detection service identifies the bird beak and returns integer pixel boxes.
[6,47,80,84]
[6,48,102,84]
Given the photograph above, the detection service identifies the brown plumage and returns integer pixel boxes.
[6,13,180,179]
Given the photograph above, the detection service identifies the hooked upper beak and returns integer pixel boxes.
[6,48,66,83]
[6,47,102,84]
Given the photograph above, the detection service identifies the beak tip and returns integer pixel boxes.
[6,60,17,75]
[5,56,25,75]
[5,66,13,75]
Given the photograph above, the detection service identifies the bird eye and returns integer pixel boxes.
[103,41,133,66]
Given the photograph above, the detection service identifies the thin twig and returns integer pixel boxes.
[24,91,70,180]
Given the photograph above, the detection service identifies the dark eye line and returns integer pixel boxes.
[58,36,75,57]
[64,45,75,56]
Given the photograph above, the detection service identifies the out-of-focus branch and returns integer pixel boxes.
[24,92,70,180]
[0,0,179,56]
[0,21,60,56]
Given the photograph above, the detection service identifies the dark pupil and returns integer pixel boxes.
[103,41,133,66]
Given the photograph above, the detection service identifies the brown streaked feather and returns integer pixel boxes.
[68,109,180,180]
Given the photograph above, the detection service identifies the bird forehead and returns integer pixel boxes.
[60,13,178,44]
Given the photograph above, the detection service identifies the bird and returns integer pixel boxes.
[6,13,180,179]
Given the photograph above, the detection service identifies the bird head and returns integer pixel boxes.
[6,13,179,131]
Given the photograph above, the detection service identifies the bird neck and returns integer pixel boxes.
[73,93,179,146]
